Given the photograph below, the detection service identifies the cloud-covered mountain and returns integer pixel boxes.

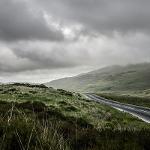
[46,63,150,93]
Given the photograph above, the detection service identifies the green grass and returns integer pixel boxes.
[0,100,150,150]
[0,83,150,149]
[0,83,149,129]
[97,93,150,108]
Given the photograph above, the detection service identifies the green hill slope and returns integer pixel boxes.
[46,63,150,95]
[1,84,150,149]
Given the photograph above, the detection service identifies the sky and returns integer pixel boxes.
[0,0,150,83]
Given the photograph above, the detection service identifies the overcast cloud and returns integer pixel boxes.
[0,0,150,83]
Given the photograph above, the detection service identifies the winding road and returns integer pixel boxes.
[85,93,150,123]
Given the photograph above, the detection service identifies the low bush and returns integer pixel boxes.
[57,89,73,96]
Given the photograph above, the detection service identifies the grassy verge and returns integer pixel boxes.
[0,83,150,149]
[97,93,150,108]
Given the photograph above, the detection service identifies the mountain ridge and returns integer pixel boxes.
[45,63,150,94]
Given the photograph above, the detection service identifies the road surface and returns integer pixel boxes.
[85,93,150,123]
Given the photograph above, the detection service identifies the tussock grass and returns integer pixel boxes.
[0,100,150,150]
[0,84,150,149]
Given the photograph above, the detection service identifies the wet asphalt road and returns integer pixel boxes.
[85,93,150,123]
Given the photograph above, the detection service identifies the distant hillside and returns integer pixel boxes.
[45,63,150,93]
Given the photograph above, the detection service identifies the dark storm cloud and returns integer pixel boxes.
[1,0,150,41]
[0,0,64,41]
[0,0,150,82]
[0,41,89,74]
[38,0,150,34]
[1,33,150,75]
[12,47,79,69]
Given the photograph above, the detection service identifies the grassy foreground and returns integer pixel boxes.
[0,83,150,150]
